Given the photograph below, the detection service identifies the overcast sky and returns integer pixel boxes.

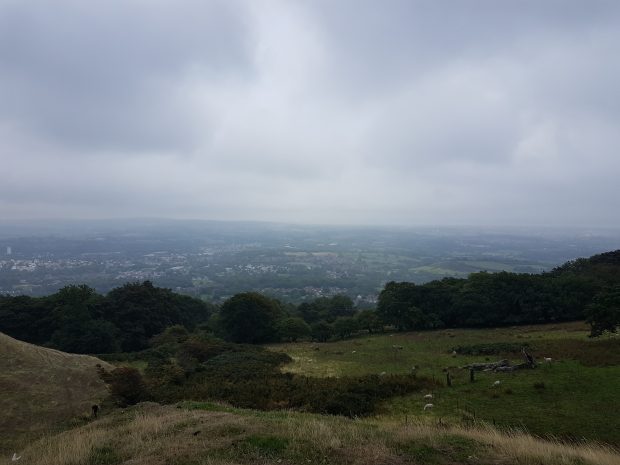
[1,0,619,227]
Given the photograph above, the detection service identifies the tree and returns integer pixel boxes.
[103,367,148,406]
[311,320,332,342]
[586,287,620,337]
[356,310,383,333]
[328,295,356,319]
[220,292,283,343]
[48,285,120,353]
[332,316,358,340]
[376,282,419,330]
[278,317,311,342]
[104,281,213,351]
[50,317,119,354]
[297,302,321,324]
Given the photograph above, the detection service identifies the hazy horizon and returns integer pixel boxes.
[2,1,619,227]
[2,216,620,238]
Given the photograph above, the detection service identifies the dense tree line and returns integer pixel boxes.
[2,250,618,352]
[377,250,620,336]
[0,281,214,353]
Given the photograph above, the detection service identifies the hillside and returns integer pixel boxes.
[271,322,620,445]
[13,402,620,465]
[0,332,113,453]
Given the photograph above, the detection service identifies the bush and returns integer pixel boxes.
[102,367,148,406]
[142,336,435,417]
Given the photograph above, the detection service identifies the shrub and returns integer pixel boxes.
[102,367,148,406]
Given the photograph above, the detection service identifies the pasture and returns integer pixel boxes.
[269,322,620,445]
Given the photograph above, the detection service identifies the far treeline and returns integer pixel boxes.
[1,250,619,353]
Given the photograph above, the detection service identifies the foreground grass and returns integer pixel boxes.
[14,402,620,465]
[269,322,620,445]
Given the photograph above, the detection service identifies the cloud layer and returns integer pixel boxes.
[1,0,619,226]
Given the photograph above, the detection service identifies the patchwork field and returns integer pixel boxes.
[269,322,620,445]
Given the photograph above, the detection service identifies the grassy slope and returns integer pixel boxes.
[14,402,620,465]
[0,332,113,453]
[269,322,620,445]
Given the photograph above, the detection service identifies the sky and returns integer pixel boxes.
[1,0,619,227]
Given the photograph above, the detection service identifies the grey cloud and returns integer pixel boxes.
[305,0,620,100]
[1,0,619,227]
[0,0,254,152]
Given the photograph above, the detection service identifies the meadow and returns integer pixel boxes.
[269,322,620,446]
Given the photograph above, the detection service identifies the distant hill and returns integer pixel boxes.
[0,332,113,453]
[551,249,620,281]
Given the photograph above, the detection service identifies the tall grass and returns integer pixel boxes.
[15,403,620,465]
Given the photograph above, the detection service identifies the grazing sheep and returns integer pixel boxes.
[493,380,501,387]
[12,453,21,462]
[424,403,434,411]
[451,350,457,357]
[380,371,387,376]
[544,357,552,363]
[424,393,433,399]
[351,350,356,354]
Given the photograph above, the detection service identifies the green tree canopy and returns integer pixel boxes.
[220,292,283,344]
[586,286,620,337]
[277,317,311,342]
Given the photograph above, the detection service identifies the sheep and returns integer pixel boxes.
[451,350,457,357]
[492,380,501,387]
[379,371,386,376]
[424,393,433,399]
[392,345,404,350]
[544,357,552,363]
[423,403,434,411]
[12,453,21,462]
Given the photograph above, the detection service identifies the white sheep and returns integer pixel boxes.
[492,380,501,387]
[451,350,457,357]
[424,393,433,399]
[379,371,386,376]
[12,453,21,462]
[544,357,552,363]
[423,403,434,411]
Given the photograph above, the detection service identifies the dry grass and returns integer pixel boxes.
[460,424,620,465]
[12,403,620,465]
[0,332,113,453]
[384,418,620,465]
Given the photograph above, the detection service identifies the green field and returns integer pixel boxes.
[268,322,620,445]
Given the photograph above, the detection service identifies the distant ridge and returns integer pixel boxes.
[0,332,113,452]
